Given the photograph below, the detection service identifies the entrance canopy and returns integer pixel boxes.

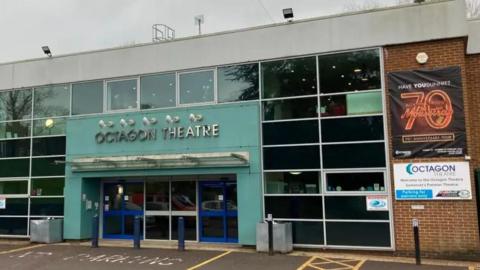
[70,152,250,172]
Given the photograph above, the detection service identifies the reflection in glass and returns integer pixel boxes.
[30,198,64,216]
[218,64,259,102]
[34,85,70,117]
[124,215,143,235]
[320,92,382,117]
[32,137,66,156]
[264,196,323,219]
[0,89,32,121]
[318,49,381,93]
[263,146,320,170]
[263,120,319,145]
[325,196,389,220]
[326,222,390,247]
[179,71,214,104]
[263,97,318,121]
[265,172,320,194]
[202,217,224,238]
[171,181,196,211]
[0,218,28,235]
[0,159,29,178]
[0,181,28,195]
[124,183,144,211]
[140,73,176,109]
[262,57,317,98]
[172,216,196,240]
[107,79,138,111]
[146,216,169,240]
[33,118,66,136]
[322,143,385,169]
[0,121,30,139]
[290,221,324,245]
[31,178,64,196]
[104,216,122,235]
[31,157,65,176]
[326,172,385,193]
[0,198,28,215]
[0,139,30,158]
[72,81,104,115]
[321,116,384,142]
[227,217,238,239]
[146,181,169,211]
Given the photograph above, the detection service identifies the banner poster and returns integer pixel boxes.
[388,66,466,158]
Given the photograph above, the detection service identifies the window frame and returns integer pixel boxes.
[177,69,217,106]
[104,77,140,113]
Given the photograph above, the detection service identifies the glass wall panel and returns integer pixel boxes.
[218,64,259,102]
[34,85,70,117]
[31,157,65,176]
[32,137,66,156]
[318,49,381,94]
[325,172,385,192]
[0,159,29,177]
[140,73,176,109]
[33,118,66,136]
[263,120,318,145]
[0,121,30,139]
[290,221,324,245]
[146,180,169,211]
[321,116,384,142]
[326,222,390,247]
[31,178,64,196]
[0,139,30,157]
[0,198,28,215]
[171,216,196,240]
[263,97,318,121]
[145,216,169,239]
[179,70,214,104]
[107,79,138,111]
[72,81,104,115]
[325,196,389,220]
[264,172,320,194]
[322,143,385,168]
[0,181,28,194]
[320,92,382,117]
[0,89,32,121]
[264,196,323,219]
[263,146,320,170]
[0,217,28,235]
[171,181,196,211]
[30,198,64,216]
[262,57,317,98]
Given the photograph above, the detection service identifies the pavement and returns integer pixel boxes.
[0,241,477,270]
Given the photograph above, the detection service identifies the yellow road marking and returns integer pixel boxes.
[353,259,366,270]
[320,257,358,269]
[297,256,317,270]
[0,244,46,255]
[187,250,232,270]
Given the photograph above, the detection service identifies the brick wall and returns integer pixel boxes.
[383,38,480,259]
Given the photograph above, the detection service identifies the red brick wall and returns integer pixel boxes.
[383,38,480,259]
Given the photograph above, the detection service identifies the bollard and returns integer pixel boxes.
[133,215,141,249]
[178,217,185,251]
[413,218,421,265]
[91,215,99,248]
[266,213,274,256]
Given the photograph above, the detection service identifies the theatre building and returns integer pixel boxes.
[0,0,479,259]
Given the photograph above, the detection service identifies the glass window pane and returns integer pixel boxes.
[172,216,197,240]
[0,159,29,177]
[141,73,176,109]
[31,178,64,196]
[0,217,28,235]
[33,118,66,136]
[263,146,320,170]
[34,85,70,117]
[0,181,28,195]
[171,181,196,211]
[0,198,28,215]
[322,143,385,169]
[218,64,259,102]
[265,172,320,194]
[264,196,323,219]
[318,49,381,94]
[72,81,103,115]
[325,196,389,220]
[289,221,324,245]
[146,216,169,240]
[321,116,384,142]
[31,157,65,176]
[263,120,318,145]
[0,89,32,121]
[146,180,169,211]
[263,97,318,121]
[0,139,30,157]
[326,172,385,192]
[320,92,382,117]
[32,137,66,156]
[107,79,138,111]
[179,70,214,104]
[30,198,64,216]
[0,121,30,139]
[326,222,391,247]
[262,57,317,98]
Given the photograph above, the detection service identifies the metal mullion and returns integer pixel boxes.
[320,113,383,120]
[263,169,321,172]
[316,54,327,247]
[261,94,318,102]
[261,117,318,123]
[0,136,31,141]
[262,143,319,148]
[324,219,390,223]
[264,193,322,197]
[273,218,324,222]
[27,88,34,237]
[319,88,382,97]
[321,140,385,145]
[0,156,31,160]
[30,134,66,139]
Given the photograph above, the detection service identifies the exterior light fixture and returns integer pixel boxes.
[165,115,180,124]
[289,171,302,175]
[42,46,52,57]
[283,8,294,21]
[44,118,55,129]
[120,118,135,127]
[117,185,124,195]
[354,68,362,73]
[142,117,158,126]
[189,113,203,122]
[98,120,106,128]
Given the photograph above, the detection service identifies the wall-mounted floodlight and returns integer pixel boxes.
[165,115,180,124]
[283,8,294,21]
[189,113,203,122]
[42,46,52,57]
[142,117,158,126]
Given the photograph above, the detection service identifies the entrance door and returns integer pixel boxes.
[199,181,238,243]
[103,182,144,239]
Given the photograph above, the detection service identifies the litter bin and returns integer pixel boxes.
[30,218,63,243]
[256,221,292,253]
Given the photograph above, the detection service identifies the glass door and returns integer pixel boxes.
[103,182,144,239]
[199,181,238,243]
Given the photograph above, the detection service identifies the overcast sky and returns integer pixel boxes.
[0,0,402,63]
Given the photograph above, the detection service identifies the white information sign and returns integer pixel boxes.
[0,196,5,209]
[366,195,389,211]
[394,161,472,200]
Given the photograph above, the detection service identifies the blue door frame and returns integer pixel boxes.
[103,182,144,240]
[199,181,238,243]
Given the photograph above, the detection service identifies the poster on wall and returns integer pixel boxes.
[366,195,389,211]
[0,196,5,209]
[388,66,466,158]
[394,161,472,200]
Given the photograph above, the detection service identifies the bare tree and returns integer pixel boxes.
[466,0,480,18]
